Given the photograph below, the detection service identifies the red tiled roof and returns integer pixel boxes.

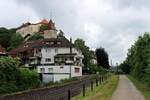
[38,19,49,24]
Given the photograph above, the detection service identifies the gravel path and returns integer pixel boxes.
[111,75,145,100]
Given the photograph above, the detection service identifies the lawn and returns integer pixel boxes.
[72,75,119,100]
[128,75,150,100]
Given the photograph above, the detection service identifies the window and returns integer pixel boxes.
[45,58,51,62]
[50,42,54,45]
[45,48,51,53]
[55,49,58,53]
[75,68,80,73]
[60,66,64,69]
[57,42,61,45]
[40,68,45,73]
[48,68,53,73]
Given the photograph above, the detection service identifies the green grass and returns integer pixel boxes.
[72,75,119,100]
[128,75,150,100]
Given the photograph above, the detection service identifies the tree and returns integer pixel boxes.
[8,33,23,50]
[0,57,40,94]
[28,33,44,41]
[74,38,91,73]
[0,27,12,48]
[123,32,150,86]
[40,24,49,31]
[119,61,131,74]
[0,57,20,93]
[17,68,40,90]
[96,47,109,69]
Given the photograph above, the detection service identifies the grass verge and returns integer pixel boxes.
[72,75,119,100]
[128,75,150,100]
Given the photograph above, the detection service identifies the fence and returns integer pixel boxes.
[0,74,110,100]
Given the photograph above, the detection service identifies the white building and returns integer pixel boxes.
[9,35,83,83]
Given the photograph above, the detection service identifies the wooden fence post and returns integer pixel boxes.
[83,84,85,97]
[68,89,71,100]
[91,81,93,91]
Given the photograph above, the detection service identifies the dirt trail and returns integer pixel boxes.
[111,75,145,100]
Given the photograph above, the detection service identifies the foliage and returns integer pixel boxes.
[0,27,12,48]
[119,61,131,74]
[122,33,150,86]
[0,27,23,50]
[8,33,23,50]
[96,47,110,69]
[28,33,44,41]
[40,24,49,31]
[0,57,40,94]
[0,57,20,94]
[128,75,150,100]
[74,38,91,73]
[0,57,20,82]
[17,68,40,90]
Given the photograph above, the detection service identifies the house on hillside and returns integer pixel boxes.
[16,19,57,40]
[9,34,83,82]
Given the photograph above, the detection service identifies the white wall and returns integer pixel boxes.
[71,66,82,77]
[37,65,82,76]
[37,65,70,74]
[17,24,41,38]
[43,74,54,83]
[53,74,69,82]
[40,47,83,64]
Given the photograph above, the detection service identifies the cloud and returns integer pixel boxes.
[0,0,39,28]
[1,0,150,64]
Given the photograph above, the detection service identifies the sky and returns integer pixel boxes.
[1,0,150,65]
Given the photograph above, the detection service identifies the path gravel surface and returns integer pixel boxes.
[111,75,145,100]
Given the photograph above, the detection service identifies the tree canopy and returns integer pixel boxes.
[28,33,44,41]
[8,33,24,50]
[96,47,109,69]
[0,57,40,94]
[121,32,150,86]
[0,27,12,48]
[74,38,91,73]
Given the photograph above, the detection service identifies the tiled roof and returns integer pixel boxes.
[38,19,49,24]
[8,36,74,56]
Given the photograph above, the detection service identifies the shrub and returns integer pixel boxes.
[17,68,40,90]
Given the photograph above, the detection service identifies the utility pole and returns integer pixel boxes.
[69,37,72,78]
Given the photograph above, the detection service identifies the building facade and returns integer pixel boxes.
[9,36,83,82]
[16,19,57,40]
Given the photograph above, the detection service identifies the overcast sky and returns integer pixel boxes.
[0,0,150,65]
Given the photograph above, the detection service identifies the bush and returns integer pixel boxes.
[17,68,40,90]
[0,82,18,94]
[0,57,40,94]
